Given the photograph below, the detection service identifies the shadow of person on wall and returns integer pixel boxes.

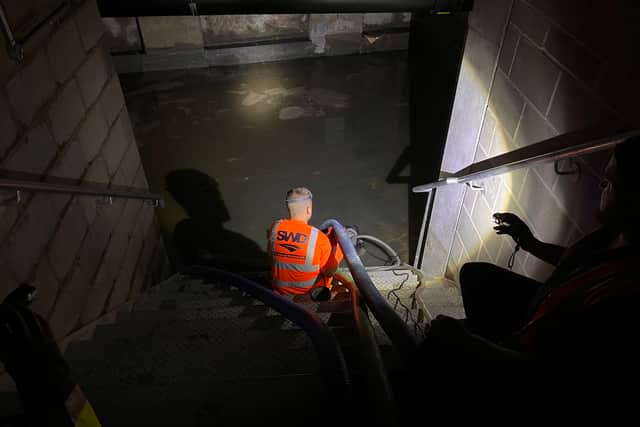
[165,169,270,274]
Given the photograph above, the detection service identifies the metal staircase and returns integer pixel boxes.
[65,275,322,425]
[61,268,425,426]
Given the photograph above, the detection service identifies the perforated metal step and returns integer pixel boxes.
[60,271,418,426]
[83,375,328,427]
[66,327,317,388]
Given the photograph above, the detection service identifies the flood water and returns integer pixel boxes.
[121,51,411,269]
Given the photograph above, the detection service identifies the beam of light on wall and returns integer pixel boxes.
[461,121,515,266]
[444,53,515,269]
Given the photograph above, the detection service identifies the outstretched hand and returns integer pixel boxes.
[493,212,534,249]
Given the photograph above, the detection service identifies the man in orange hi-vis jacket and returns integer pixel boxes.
[268,187,344,297]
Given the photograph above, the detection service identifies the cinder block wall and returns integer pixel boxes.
[0,0,169,368]
[418,0,512,278]
[423,0,638,283]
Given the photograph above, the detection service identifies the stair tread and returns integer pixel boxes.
[140,287,236,299]
[133,296,241,311]
[71,355,321,386]
[88,317,313,345]
[81,375,329,427]
[68,334,320,387]
[119,304,278,323]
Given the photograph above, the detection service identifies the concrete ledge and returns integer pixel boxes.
[205,41,316,67]
[111,53,144,74]
[143,48,209,73]
[111,34,408,74]
[415,277,465,321]
[205,34,310,50]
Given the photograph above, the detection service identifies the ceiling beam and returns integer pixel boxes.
[97,0,473,17]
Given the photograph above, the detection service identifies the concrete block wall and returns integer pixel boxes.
[426,0,639,284]
[102,13,411,73]
[0,0,169,386]
[419,0,512,279]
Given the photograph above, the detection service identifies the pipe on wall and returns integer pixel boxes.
[97,0,473,17]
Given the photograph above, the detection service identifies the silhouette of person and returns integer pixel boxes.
[165,169,270,273]
[412,137,640,426]
[0,284,101,426]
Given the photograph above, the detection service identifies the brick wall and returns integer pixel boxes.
[430,0,639,283]
[0,0,169,386]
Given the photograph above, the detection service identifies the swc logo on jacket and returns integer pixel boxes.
[276,230,309,253]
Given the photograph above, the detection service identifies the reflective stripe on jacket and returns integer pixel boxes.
[268,219,329,295]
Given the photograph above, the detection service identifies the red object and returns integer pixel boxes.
[515,256,639,353]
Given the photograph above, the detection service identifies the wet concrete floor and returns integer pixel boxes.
[121,51,411,267]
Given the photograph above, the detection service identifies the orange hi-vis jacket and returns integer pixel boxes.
[268,219,343,295]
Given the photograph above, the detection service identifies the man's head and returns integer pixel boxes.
[286,187,313,223]
[599,137,640,241]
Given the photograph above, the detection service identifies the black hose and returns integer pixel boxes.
[320,220,418,361]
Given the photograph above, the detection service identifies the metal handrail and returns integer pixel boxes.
[412,127,640,193]
[320,220,418,361]
[0,178,164,206]
[1,1,72,62]
[334,272,397,426]
[184,265,352,398]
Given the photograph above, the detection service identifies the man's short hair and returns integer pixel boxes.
[286,187,313,204]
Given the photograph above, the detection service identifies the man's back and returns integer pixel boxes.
[268,219,336,295]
